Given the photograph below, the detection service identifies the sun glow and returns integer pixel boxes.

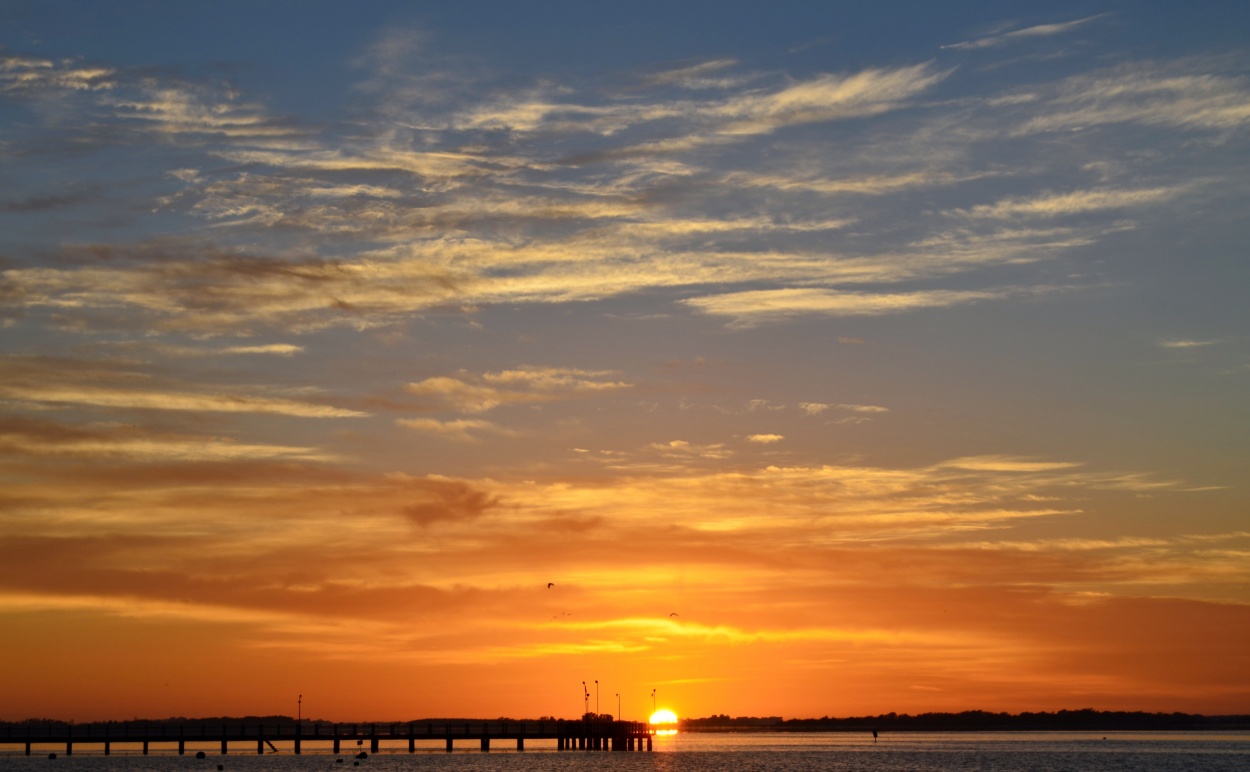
[649,709,678,734]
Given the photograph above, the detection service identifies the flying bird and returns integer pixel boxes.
[547,582,555,589]
[669,612,679,618]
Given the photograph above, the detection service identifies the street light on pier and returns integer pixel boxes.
[298,694,302,724]
[651,688,656,714]
[616,693,620,721]
[595,680,599,716]
[582,681,589,718]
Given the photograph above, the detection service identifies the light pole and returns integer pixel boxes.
[298,694,302,724]
[651,688,656,715]
[582,681,589,718]
[615,693,620,722]
[595,680,599,717]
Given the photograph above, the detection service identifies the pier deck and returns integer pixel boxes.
[1,720,654,755]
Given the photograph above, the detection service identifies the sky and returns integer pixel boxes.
[1,0,1248,723]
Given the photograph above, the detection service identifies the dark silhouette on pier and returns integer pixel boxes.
[0,717,654,756]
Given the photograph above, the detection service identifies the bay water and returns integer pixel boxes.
[3,731,1248,771]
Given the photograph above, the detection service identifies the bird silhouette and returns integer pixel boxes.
[669,612,679,618]
[547,582,554,589]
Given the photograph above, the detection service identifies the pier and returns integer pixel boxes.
[1,720,654,755]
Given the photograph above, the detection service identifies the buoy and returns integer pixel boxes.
[47,753,57,760]
[195,751,206,759]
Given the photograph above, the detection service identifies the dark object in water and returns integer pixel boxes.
[195,752,206,759]
[47,753,57,760]
[355,751,368,760]
[217,766,224,770]
[336,760,343,764]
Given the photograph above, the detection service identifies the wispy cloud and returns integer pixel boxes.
[396,417,514,441]
[958,186,1184,219]
[1160,339,1215,349]
[0,383,365,418]
[406,367,631,413]
[681,287,1011,326]
[942,15,1106,51]
[747,433,784,444]
[0,428,335,463]
[1012,62,1250,135]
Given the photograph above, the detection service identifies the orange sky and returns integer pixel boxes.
[2,2,1249,722]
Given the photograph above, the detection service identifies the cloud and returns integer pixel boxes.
[681,287,1010,326]
[646,440,732,460]
[138,342,305,358]
[1012,63,1250,135]
[0,53,115,94]
[959,186,1184,219]
[638,59,745,90]
[396,417,513,441]
[1160,339,1215,348]
[400,477,500,526]
[0,382,365,418]
[723,169,970,196]
[710,63,950,136]
[0,423,335,463]
[940,456,1083,473]
[747,434,784,444]
[405,377,515,413]
[942,15,1106,51]
[406,367,631,413]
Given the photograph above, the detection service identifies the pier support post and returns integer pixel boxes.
[408,738,414,753]
[144,741,149,756]
[294,723,301,755]
[647,736,653,751]
[25,743,31,756]
[178,740,185,755]
[65,741,72,756]
[445,738,453,753]
[480,737,489,752]
[370,737,378,753]
[221,738,228,755]
[333,739,340,754]
[516,738,524,751]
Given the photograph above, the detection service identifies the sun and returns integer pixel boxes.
[649,709,678,734]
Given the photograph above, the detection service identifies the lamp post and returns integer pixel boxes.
[582,681,589,718]
[615,693,620,722]
[651,689,656,714]
[595,680,599,717]
[298,694,302,724]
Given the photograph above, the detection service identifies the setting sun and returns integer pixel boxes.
[650,709,678,734]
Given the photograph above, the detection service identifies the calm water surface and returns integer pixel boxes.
[4,732,1248,771]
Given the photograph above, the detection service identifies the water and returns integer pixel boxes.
[3,732,1248,771]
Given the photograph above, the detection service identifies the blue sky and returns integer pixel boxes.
[1,1,1248,720]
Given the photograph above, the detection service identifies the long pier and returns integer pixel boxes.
[1,720,654,755]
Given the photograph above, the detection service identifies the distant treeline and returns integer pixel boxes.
[681,709,1250,732]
